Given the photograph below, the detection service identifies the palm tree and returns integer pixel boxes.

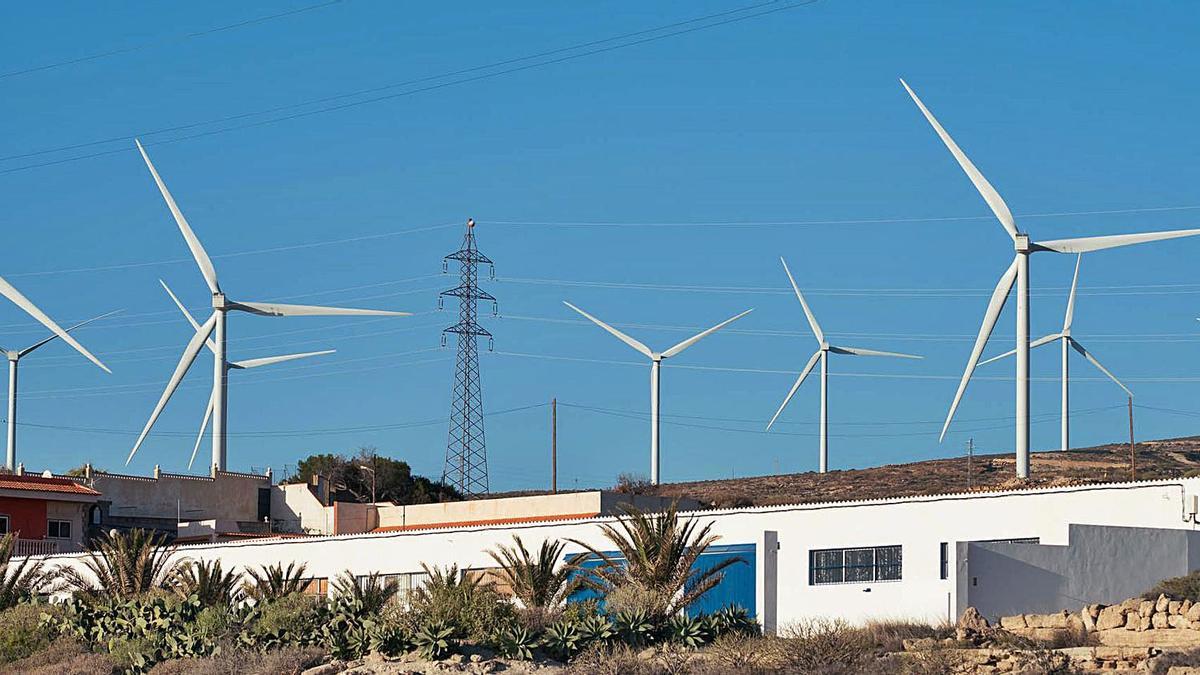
[171,559,244,607]
[487,535,578,612]
[0,533,49,610]
[59,528,179,601]
[568,503,744,621]
[242,561,309,603]
[331,570,399,615]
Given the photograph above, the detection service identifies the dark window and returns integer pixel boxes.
[257,488,271,521]
[47,519,71,539]
[939,542,949,580]
[0,515,8,535]
[976,537,1039,545]
[89,506,102,526]
[809,545,902,585]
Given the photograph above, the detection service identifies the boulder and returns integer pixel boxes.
[1154,612,1171,629]
[1024,614,1044,628]
[1087,604,1103,619]
[1045,611,1070,629]
[1172,600,1184,615]
[1141,600,1156,618]
[958,606,990,632]
[1124,611,1140,630]
[1081,608,1097,632]
[1123,597,1143,611]
[1141,614,1153,632]
[999,614,1027,630]
[1188,602,1200,622]
[1158,594,1172,613]
[1097,605,1127,631]
[1171,615,1191,630]
[1184,599,1194,614]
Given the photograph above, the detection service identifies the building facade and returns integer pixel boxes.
[0,472,100,555]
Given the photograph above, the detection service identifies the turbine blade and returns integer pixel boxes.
[188,391,215,470]
[780,257,823,344]
[135,140,221,295]
[231,349,335,370]
[977,333,1062,366]
[661,309,753,359]
[939,257,1019,442]
[232,301,410,317]
[18,309,122,358]
[1064,254,1081,332]
[160,280,216,354]
[829,345,922,359]
[900,79,1018,241]
[0,275,110,373]
[126,312,218,465]
[765,350,822,431]
[562,301,654,358]
[1036,228,1200,254]
[1069,337,1133,398]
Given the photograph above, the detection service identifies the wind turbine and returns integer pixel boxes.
[978,255,1131,452]
[3,310,118,470]
[765,258,921,473]
[562,301,753,485]
[130,140,410,470]
[902,79,1200,478]
[159,280,334,470]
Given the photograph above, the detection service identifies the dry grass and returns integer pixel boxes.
[147,646,325,675]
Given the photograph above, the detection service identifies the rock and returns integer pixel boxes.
[469,654,482,663]
[1066,613,1086,634]
[1081,608,1097,632]
[302,664,346,675]
[1141,600,1156,618]
[1087,604,1103,619]
[1024,614,1044,628]
[1159,594,1172,613]
[1125,611,1140,630]
[1154,613,1171,629]
[1098,628,1200,648]
[1000,614,1027,630]
[1097,605,1127,630]
[1042,611,1069,629]
[1123,598,1143,611]
[959,606,990,631]
[446,654,466,665]
[1171,615,1192,630]
[1173,600,1185,615]
[1141,614,1153,632]
[1189,602,1200,622]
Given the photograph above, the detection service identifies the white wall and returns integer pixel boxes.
[39,478,1200,627]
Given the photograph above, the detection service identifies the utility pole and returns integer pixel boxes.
[551,398,557,494]
[967,437,974,490]
[1128,396,1136,481]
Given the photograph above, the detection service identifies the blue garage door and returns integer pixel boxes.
[565,543,755,618]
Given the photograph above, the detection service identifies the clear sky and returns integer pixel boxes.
[2,1,1200,492]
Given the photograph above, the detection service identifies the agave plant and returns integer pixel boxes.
[494,625,537,660]
[170,559,244,607]
[331,569,399,616]
[487,535,578,612]
[540,619,584,661]
[58,528,179,601]
[568,503,744,621]
[0,533,49,610]
[414,620,457,660]
[242,561,309,603]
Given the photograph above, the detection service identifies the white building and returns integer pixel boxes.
[33,477,1200,630]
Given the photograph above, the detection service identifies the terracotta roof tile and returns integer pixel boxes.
[371,512,600,534]
[0,474,100,496]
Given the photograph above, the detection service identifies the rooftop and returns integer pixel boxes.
[0,473,101,497]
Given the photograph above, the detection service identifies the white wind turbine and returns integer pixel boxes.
[978,255,1131,452]
[159,280,335,470]
[562,301,753,485]
[129,140,409,470]
[3,310,118,470]
[902,79,1200,477]
[765,258,921,473]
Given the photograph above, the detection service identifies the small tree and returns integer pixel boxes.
[487,536,578,619]
[0,533,49,610]
[170,559,244,607]
[59,528,179,601]
[243,562,310,603]
[569,503,743,621]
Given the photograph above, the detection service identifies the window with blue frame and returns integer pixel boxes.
[809,545,902,585]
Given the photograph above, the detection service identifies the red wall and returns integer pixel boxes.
[0,496,48,539]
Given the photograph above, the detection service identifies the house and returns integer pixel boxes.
[0,471,101,556]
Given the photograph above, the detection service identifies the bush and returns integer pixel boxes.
[863,619,953,652]
[0,604,53,664]
[146,646,324,675]
[1150,647,1200,675]
[0,635,93,674]
[3,649,117,675]
[408,565,516,641]
[248,593,322,641]
[776,618,873,672]
[1145,570,1200,602]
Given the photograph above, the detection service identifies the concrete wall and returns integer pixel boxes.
[375,491,696,530]
[34,478,1200,627]
[960,524,1200,620]
[271,483,333,534]
[90,469,269,527]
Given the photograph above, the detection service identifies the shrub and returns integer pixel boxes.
[0,604,53,664]
[3,648,117,675]
[776,618,873,672]
[241,563,308,604]
[330,570,398,616]
[408,564,515,641]
[705,633,773,672]
[0,534,49,610]
[864,619,953,652]
[1145,570,1200,602]
[146,646,324,675]
[59,529,180,602]
[1150,647,1200,675]
[567,642,649,675]
[170,560,243,608]
[242,593,322,648]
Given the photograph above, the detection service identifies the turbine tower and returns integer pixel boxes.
[3,310,117,470]
[765,258,921,473]
[978,255,1131,452]
[563,301,752,485]
[902,79,1200,478]
[160,280,334,470]
[130,140,409,470]
[440,219,496,498]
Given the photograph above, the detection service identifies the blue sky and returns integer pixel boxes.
[2,1,1200,491]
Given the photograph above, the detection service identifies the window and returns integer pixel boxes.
[47,520,71,539]
[303,577,328,597]
[939,542,949,580]
[976,537,1039,545]
[809,545,902,585]
[0,515,8,535]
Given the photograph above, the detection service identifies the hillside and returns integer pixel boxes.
[638,436,1200,508]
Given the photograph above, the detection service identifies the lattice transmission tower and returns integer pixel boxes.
[439,218,496,497]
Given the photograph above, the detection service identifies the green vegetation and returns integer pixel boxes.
[1145,569,1200,602]
[59,529,180,601]
[284,446,460,504]
[0,533,49,611]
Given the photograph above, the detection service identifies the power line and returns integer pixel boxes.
[0,1,820,174]
[0,1,348,80]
